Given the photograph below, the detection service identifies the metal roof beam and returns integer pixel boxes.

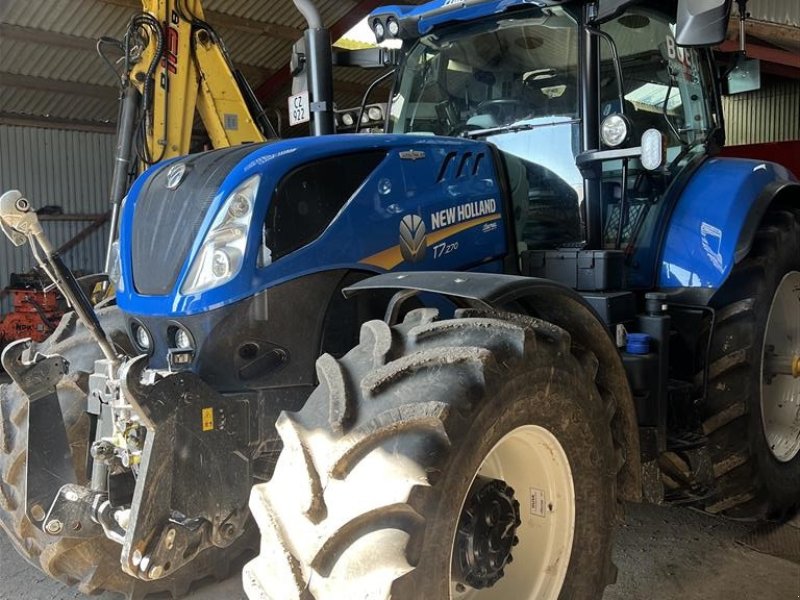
[718,40,800,71]
[0,23,98,52]
[0,23,275,88]
[97,0,306,41]
[726,19,800,53]
[0,112,117,132]
[0,73,119,101]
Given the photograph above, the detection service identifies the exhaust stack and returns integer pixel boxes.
[293,0,335,136]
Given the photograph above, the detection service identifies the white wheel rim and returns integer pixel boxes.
[761,271,800,463]
[450,425,575,600]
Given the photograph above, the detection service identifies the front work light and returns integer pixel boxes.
[601,114,630,148]
[182,175,260,295]
[373,20,386,42]
[173,327,193,350]
[132,322,152,353]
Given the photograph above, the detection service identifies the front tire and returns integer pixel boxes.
[244,309,617,599]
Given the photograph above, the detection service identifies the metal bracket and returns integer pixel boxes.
[1,339,76,527]
[384,289,420,326]
[43,484,104,538]
[118,357,252,580]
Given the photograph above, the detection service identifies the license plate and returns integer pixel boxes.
[288,91,310,126]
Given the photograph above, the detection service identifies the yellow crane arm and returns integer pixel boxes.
[128,0,266,162]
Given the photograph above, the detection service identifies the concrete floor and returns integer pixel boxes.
[0,503,797,600]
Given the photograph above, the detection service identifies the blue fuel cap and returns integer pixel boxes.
[627,333,652,355]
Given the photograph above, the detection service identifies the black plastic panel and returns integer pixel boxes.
[265,151,387,260]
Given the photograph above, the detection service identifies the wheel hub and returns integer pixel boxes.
[452,476,521,590]
[761,271,800,463]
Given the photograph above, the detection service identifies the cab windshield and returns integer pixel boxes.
[389,7,580,136]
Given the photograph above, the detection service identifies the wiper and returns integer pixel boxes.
[463,118,581,139]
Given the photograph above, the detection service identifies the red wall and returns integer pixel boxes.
[719,141,800,178]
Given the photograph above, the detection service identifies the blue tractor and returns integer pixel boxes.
[0,0,797,598]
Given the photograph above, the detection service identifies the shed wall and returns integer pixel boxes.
[722,79,800,146]
[0,125,114,305]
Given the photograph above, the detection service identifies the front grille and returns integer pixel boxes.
[131,144,263,295]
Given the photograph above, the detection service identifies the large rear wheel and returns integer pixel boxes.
[244,309,617,599]
[699,206,800,518]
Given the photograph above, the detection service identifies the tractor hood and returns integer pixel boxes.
[116,134,507,318]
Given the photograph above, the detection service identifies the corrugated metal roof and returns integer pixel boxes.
[0,0,795,129]
[749,0,800,27]
[0,85,118,122]
[0,0,423,127]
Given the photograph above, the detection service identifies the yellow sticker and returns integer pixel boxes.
[201,408,215,432]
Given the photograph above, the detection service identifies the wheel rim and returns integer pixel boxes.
[761,271,800,463]
[450,425,575,600]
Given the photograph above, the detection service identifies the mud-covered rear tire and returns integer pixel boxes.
[698,206,800,519]
[244,309,617,599]
[0,308,255,598]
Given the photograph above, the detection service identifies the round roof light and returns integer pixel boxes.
[373,20,385,42]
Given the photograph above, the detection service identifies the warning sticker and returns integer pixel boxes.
[530,488,547,518]
[202,408,215,432]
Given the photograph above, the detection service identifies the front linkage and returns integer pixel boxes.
[0,191,256,581]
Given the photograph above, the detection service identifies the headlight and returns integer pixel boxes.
[387,19,400,38]
[108,240,123,291]
[341,112,355,127]
[368,106,384,122]
[132,322,152,352]
[181,175,260,295]
[601,114,630,148]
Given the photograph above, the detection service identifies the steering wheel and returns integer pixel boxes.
[477,99,525,113]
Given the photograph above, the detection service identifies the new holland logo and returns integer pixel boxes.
[165,163,187,190]
[399,149,426,161]
[399,214,427,263]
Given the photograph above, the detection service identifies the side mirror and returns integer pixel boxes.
[675,0,733,47]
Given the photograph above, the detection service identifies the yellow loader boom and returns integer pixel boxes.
[129,0,267,162]
[102,0,274,271]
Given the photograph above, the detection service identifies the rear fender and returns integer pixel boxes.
[658,157,798,291]
[344,271,642,502]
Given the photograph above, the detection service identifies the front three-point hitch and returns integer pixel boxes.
[0,190,255,581]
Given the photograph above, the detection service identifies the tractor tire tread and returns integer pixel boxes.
[245,311,618,599]
[696,206,800,518]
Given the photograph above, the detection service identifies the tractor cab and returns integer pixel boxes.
[374,0,726,287]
